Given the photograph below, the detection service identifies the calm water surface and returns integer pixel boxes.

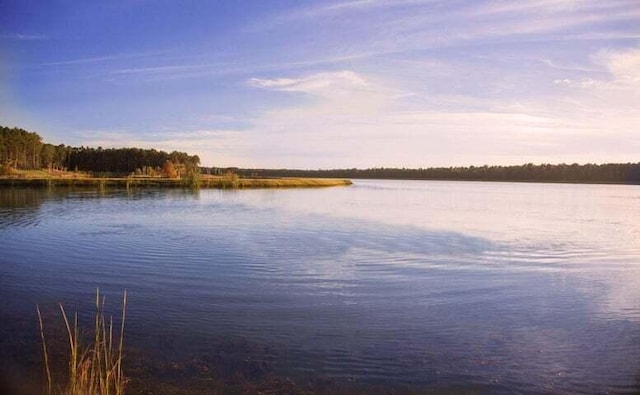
[1,180,640,393]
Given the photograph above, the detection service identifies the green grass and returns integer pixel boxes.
[4,169,92,179]
[37,289,128,395]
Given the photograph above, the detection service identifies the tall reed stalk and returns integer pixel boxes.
[37,289,128,395]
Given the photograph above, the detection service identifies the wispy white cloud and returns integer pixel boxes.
[247,0,442,31]
[110,64,207,75]
[40,55,126,67]
[553,48,640,89]
[104,53,375,82]
[248,77,300,89]
[418,2,639,45]
[553,78,602,88]
[0,33,47,40]
[291,0,443,17]
[473,0,578,15]
[38,50,173,67]
[541,59,605,74]
[249,71,370,97]
[594,48,640,82]
[261,0,640,94]
[558,32,640,42]
[244,0,640,68]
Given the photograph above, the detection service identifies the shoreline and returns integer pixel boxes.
[2,175,638,189]
[0,176,353,189]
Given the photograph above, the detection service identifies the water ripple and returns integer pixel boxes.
[2,183,640,393]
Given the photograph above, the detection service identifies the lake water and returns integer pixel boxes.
[1,180,640,393]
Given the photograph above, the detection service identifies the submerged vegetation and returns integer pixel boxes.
[30,289,364,395]
[36,290,127,395]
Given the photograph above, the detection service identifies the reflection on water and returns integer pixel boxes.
[0,188,49,228]
[1,181,640,393]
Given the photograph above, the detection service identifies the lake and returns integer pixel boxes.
[1,180,640,393]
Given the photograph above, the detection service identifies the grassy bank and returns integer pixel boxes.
[0,170,352,189]
[201,176,352,189]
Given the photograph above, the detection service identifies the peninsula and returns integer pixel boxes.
[0,126,351,189]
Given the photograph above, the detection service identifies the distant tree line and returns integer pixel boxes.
[1,126,200,177]
[210,162,640,184]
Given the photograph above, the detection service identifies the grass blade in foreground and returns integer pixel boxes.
[37,289,128,395]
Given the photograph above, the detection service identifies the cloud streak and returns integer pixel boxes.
[249,71,370,97]
[0,33,47,40]
[251,0,640,53]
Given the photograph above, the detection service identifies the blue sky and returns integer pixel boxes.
[1,0,639,168]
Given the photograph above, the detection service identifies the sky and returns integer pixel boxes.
[1,0,639,168]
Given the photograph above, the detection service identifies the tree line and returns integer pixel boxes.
[5,125,640,184]
[1,126,200,177]
[213,162,640,184]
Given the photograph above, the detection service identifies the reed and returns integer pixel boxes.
[201,175,352,189]
[37,289,128,395]
[36,305,53,395]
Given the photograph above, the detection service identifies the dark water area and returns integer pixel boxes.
[1,181,640,393]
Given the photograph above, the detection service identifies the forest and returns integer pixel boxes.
[0,126,200,177]
[215,162,640,185]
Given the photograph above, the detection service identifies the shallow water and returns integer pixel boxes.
[1,180,640,393]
